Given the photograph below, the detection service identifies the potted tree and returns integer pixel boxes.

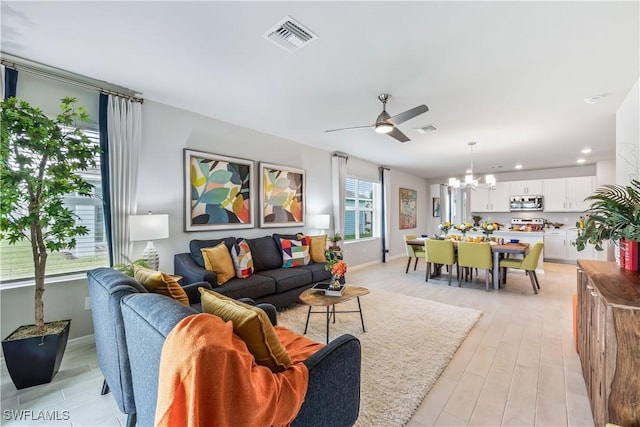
[575,179,640,270]
[0,96,98,389]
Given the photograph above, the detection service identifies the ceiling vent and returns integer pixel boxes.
[263,16,318,52]
[414,124,437,134]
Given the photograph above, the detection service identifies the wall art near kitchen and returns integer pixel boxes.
[260,162,305,228]
[184,149,254,231]
[433,197,441,217]
[399,187,417,229]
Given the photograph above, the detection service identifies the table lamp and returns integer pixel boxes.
[129,212,169,270]
[314,214,331,235]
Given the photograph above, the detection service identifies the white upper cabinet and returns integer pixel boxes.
[543,176,595,212]
[469,182,510,212]
[509,180,543,195]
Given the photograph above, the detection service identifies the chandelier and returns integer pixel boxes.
[448,141,496,189]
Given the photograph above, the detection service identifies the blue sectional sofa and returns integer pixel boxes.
[174,234,332,308]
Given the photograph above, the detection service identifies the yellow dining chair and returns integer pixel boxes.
[499,242,544,294]
[425,239,457,286]
[456,242,493,291]
[403,235,426,273]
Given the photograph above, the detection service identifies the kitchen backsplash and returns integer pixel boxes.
[472,212,584,229]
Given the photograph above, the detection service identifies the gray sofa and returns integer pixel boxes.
[174,234,332,308]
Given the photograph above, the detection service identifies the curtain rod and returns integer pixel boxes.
[1,58,143,103]
[332,152,349,159]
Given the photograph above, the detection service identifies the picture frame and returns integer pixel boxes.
[183,149,254,231]
[260,162,305,228]
[399,188,417,229]
[433,197,441,217]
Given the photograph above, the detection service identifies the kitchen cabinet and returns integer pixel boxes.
[544,229,606,262]
[509,180,543,195]
[469,182,510,212]
[576,261,640,427]
[543,176,595,212]
[543,230,567,259]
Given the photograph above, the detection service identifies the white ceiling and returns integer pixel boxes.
[2,1,638,180]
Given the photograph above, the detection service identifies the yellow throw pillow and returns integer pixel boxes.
[308,235,327,262]
[198,288,292,372]
[134,265,190,306]
[201,242,235,285]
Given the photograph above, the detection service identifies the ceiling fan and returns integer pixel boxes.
[325,94,429,143]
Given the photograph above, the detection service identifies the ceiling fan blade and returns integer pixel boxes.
[325,124,373,133]
[388,127,410,143]
[389,104,429,125]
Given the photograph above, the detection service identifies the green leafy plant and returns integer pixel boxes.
[575,179,640,251]
[329,233,343,244]
[0,97,98,334]
[113,257,149,277]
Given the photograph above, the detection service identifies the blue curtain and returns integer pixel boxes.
[99,93,113,265]
[4,67,18,99]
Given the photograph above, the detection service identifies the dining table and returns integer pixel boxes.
[406,238,530,290]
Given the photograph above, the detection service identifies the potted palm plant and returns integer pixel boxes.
[575,179,640,270]
[0,96,98,389]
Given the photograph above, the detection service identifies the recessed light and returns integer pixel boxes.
[514,164,523,169]
[581,148,592,154]
[584,93,610,105]
[576,158,586,164]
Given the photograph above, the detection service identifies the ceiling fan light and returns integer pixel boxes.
[375,122,394,134]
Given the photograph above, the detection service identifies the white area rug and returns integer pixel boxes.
[277,290,482,427]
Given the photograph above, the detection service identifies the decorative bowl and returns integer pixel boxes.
[510,239,520,244]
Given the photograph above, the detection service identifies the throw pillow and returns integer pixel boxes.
[231,239,254,279]
[201,242,236,285]
[134,265,190,306]
[280,236,310,268]
[308,235,327,263]
[198,288,292,372]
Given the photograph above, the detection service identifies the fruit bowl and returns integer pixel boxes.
[510,239,520,244]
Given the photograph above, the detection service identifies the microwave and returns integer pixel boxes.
[510,195,543,211]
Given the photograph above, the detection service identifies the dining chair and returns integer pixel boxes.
[403,235,426,273]
[425,239,457,286]
[499,242,544,294]
[456,242,493,291]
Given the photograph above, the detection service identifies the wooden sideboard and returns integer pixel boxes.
[576,260,640,427]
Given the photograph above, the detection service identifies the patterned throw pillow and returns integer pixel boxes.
[231,239,254,279]
[280,236,310,268]
[201,242,235,285]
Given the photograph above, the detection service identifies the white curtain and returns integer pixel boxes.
[331,152,348,236]
[107,95,142,266]
[380,167,391,262]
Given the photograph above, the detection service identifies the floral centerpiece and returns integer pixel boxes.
[455,222,475,238]
[438,221,452,236]
[325,250,347,289]
[481,222,498,238]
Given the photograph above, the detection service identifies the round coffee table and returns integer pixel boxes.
[299,285,370,344]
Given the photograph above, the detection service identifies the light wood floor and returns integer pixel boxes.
[0,259,594,426]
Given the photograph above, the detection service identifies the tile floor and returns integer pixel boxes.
[0,259,594,426]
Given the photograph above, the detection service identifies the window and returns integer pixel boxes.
[344,177,377,241]
[0,128,109,284]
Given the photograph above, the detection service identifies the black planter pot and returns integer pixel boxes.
[1,320,71,390]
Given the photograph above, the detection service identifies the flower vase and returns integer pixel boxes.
[330,275,342,289]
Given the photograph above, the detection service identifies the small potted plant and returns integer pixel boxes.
[328,233,343,250]
[0,96,98,389]
[472,215,482,227]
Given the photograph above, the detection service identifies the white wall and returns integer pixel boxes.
[616,78,640,185]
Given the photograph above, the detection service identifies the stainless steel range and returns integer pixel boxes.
[511,218,544,231]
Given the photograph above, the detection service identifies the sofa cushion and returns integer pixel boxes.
[212,274,276,301]
[247,236,282,272]
[280,236,311,268]
[202,243,236,285]
[256,268,313,294]
[134,266,189,306]
[297,262,332,283]
[190,237,237,268]
[199,288,292,372]
[306,235,328,263]
[231,239,254,279]
[273,233,304,255]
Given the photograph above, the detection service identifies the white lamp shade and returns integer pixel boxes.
[314,214,331,230]
[129,214,169,241]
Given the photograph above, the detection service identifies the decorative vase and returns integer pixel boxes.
[330,275,342,289]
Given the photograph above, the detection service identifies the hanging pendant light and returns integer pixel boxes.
[447,141,496,189]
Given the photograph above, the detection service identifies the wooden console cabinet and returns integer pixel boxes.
[576,260,640,427]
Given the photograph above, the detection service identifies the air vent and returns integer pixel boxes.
[263,16,318,52]
[414,124,437,134]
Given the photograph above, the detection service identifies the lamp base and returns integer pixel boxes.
[142,241,159,271]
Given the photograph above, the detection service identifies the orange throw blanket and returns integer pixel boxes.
[155,314,325,427]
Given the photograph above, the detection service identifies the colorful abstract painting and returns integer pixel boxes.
[260,163,305,228]
[399,187,417,229]
[184,149,254,231]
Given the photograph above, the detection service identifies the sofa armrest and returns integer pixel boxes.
[174,253,217,287]
[238,298,278,326]
[182,281,212,305]
[294,334,361,426]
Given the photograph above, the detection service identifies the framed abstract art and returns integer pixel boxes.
[399,187,417,229]
[183,149,254,231]
[260,162,305,228]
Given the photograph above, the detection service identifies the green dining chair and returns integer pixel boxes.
[456,242,493,291]
[425,239,457,286]
[499,242,544,294]
[403,235,426,273]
